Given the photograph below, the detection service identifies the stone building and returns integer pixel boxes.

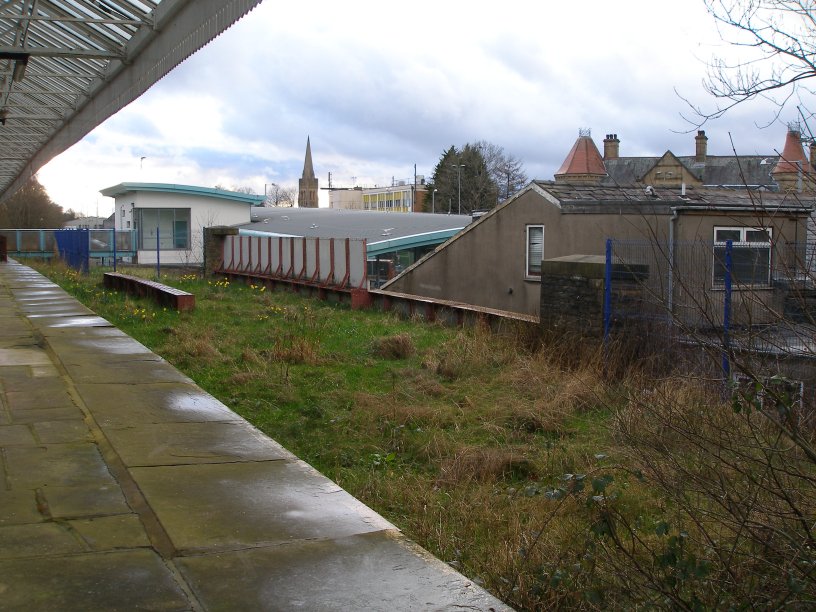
[298,136,319,208]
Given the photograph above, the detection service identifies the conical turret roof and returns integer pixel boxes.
[772,128,814,176]
[555,131,607,180]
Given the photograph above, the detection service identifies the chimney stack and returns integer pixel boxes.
[603,133,620,160]
[695,130,708,163]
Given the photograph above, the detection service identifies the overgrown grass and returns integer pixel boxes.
[31,260,816,610]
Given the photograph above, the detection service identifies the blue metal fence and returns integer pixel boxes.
[54,229,90,272]
[0,229,136,265]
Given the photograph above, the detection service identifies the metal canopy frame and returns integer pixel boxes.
[0,0,263,202]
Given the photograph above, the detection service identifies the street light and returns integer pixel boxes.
[451,164,465,214]
[432,188,438,214]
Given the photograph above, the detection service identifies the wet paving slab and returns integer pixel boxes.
[76,382,241,427]
[0,260,510,611]
[177,531,503,612]
[0,550,191,612]
[131,460,394,552]
[103,420,295,467]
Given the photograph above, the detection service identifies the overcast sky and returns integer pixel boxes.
[37,0,794,216]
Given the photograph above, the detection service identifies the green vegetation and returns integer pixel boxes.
[33,261,816,610]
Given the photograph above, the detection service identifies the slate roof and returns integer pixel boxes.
[602,155,780,188]
[533,180,812,213]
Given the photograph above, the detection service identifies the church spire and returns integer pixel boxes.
[302,135,315,179]
[298,136,319,207]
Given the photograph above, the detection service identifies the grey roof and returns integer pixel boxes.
[534,181,813,213]
[602,154,780,189]
[238,207,471,243]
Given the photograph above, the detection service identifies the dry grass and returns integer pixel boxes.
[371,333,415,359]
[158,325,224,366]
[264,334,322,365]
[437,446,536,485]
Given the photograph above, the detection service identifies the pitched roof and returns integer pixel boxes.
[603,155,779,188]
[772,129,814,176]
[555,135,607,177]
[533,180,812,212]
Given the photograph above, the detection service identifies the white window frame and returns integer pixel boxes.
[526,225,544,279]
[712,226,772,287]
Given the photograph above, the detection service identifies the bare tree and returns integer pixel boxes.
[265,184,296,207]
[688,0,816,124]
[473,140,528,202]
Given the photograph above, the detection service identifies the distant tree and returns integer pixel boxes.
[473,140,528,202]
[688,0,816,125]
[265,184,296,207]
[0,176,68,228]
[427,146,458,214]
[428,141,525,213]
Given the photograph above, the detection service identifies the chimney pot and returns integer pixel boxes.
[603,133,620,161]
[695,130,708,163]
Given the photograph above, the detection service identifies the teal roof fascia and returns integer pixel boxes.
[100,182,265,205]
[365,228,463,257]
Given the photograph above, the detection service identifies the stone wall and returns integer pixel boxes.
[539,255,650,336]
[202,226,238,276]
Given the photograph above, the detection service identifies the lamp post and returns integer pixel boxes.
[432,188,438,214]
[451,164,465,214]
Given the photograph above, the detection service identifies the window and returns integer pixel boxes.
[137,208,191,250]
[526,225,544,278]
[713,226,771,286]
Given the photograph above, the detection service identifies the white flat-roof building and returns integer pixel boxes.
[100,182,264,265]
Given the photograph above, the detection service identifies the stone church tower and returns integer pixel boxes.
[298,136,319,208]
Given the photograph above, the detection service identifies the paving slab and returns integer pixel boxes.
[0,423,36,446]
[0,550,191,612]
[4,443,117,488]
[177,531,503,612]
[69,514,152,550]
[131,460,394,552]
[63,358,190,384]
[76,382,241,427]
[0,490,42,525]
[32,419,92,444]
[0,347,51,366]
[0,522,85,559]
[41,483,132,519]
[102,421,295,467]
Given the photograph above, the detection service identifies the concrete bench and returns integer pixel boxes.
[103,272,195,311]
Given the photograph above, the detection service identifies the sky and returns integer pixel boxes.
[36,0,796,217]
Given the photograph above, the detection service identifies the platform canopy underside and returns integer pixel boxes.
[0,0,262,201]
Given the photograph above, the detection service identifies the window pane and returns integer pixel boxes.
[527,226,543,276]
[139,209,158,250]
[713,244,770,285]
[715,229,740,242]
[746,229,771,243]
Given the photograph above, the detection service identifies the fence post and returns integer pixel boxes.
[156,226,160,278]
[603,239,613,344]
[722,239,733,383]
[112,229,117,272]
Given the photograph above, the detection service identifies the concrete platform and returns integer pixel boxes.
[0,261,510,611]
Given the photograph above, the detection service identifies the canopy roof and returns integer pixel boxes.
[0,0,262,201]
